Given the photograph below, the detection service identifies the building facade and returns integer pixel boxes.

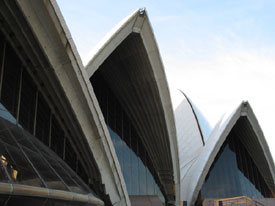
[175,91,275,205]
[0,1,274,206]
[0,1,179,205]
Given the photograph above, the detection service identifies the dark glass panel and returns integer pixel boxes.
[107,92,116,131]
[123,144,131,193]
[50,116,65,159]
[57,158,90,194]
[122,113,131,192]
[20,146,67,190]
[130,131,139,195]
[35,92,50,146]
[10,125,37,151]
[246,153,258,198]
[77,161,89,186]
[0,138,11,182]
[220,145,230,197]
[101,88,108,122]
[11,127,68,190]
[64,138,77,171]
[211,149,224,198]
[147,169,154,195]
[0,161,9,182]
[123,113,131,147]
[0,34,5,89]
[229,139,242,196]
[234,136,248,196]
[109,128,123,166]
[0,103,17,125]
[199,130,273,202]
[115,101,122,136]
[258,173,267,197]
[30,136,74,192]
[254,166,264,198]
[138,145,146,195]
[239,139,253,198]
[91,71,164,199]
[1,43,21,117]
[38,150,75,192]
[0,31,96,196]
[18,69,36,133]
[0,130,43,187]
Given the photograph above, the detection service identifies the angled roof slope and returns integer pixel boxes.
[10,0,130,205]
[85,9,180,204]
[181,101,275,205]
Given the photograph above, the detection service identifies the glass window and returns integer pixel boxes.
[11,127,68,190]
[229,138,242,196]
[35,93,50,146]
[91,71,165,200]
[138,156,146,195]
[130,131,139,195]
[0,29,93,196]
[50,116,65,159]
[0,34,5,90]
[123,143,131,193]
[147,169,155,195]
[64,138,77,171]
[107,93,116,131]
[0,103,17,125]
[18,69,36,133]
[198,129,274,202]
[0,129,43,187]
[77,161,89,186]
[1,43,21,117]
[57,158,90,194]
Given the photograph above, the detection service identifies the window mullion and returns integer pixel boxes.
[0,41,6,98]
[16,65,23,124]
[33,88,38,136]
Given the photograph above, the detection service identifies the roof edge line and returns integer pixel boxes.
[189,101,275,204]
[85,8,142,73]
[178,90,205,146]
[189,104,242,203]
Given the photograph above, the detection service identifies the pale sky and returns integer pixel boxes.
[56,0,275,160]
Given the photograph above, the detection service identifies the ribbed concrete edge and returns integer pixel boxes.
[0,183,104,205]
[48,1,132,205]
[85,9,140,76]
[14,0,131,205]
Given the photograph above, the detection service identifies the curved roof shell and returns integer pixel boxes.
[85,9,180,204]
[3,0,132,205]
[181,101,275,205]
[174,91,212,203]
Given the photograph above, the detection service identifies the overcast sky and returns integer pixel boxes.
[56,0,275,159]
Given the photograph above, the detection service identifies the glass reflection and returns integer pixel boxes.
[0,32,95,196]
[0,116,94,195]
[199,131,273,203]
[91,71,164,200]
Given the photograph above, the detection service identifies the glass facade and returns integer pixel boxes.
[91,71,164,200]
[0,29,92,194]
[197,129,273,204]
[0,115,92,194]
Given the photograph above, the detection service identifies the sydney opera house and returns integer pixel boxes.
[0,0,274,206]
